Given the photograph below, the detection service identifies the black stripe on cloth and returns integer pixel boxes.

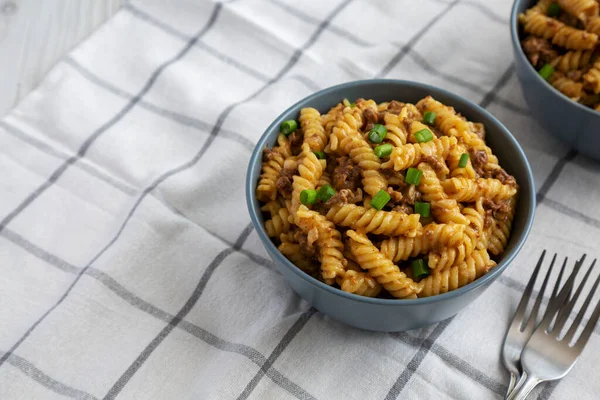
[0,121,137,196]
[0,2,228,369]
[536,150,578,205]
[391,333,506,396]
[62,57,257,152]
[384,318,453,400]
[2,353,99,400]
[479,64,515,109]
[0,2,226,235]
[103,228,254,399]
[543,198,600,230]
[1,226,314,400]
[124,3,271,83]
[104,0,353,395]
[537,381,559,400]
[236,309,317,400]
[377,0,459,77]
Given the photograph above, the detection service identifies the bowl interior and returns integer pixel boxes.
[246,79,536,305]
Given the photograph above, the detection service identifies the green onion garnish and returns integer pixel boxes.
[458,153,469,168]
[281,120,298,136]
[313,151,326,160]
[411,259,430,278]
[317,184,336,202]
[422,111,436,125]
[369,130,382,143]
[547,3,561,17]
[539,64,555,81]
[350,102,356,108]
[374,143,393,158]
[300,189,317,205]
[368,124,388,144]
[414,128,434,143]
[370,189,391,210]
[405,167,423,186]
[414,202,431,218]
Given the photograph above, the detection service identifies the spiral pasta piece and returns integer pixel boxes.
[380,223,466,262]
[299,107,327,152]
[347,230,420,299]
[488,198,517,256]
[327,204,422,237]
[328,108,363,152]
[419,250,495,297]
[587,16,600,35]
[418,163,469,225]
[583,61,600,93]
[416,96,498,164]
[382,136,457,172]
[338,270,382,297]
[520,11,598,49]
[257,150,285,202]
[278,242,318,275]
[296,205,346,284]
[382,112,408,147]
[550,50,594,72]
[290,144,323,216]
[549,72,585,100]
[442,178,518,202]
[322,103,343,135]
[338,134,388,197]
[558,0,598,23]
[262,201,291,238]
[448,143,477,179]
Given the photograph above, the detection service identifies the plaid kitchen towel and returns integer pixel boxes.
[1,0,599,399]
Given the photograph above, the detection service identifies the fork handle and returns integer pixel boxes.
[505,373,541,400]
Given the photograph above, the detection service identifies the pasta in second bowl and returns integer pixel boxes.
[246,80,535,332]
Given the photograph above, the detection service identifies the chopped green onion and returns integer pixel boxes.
[414,128,434,143]
[374,143,393,158]
[458,153,469,168]
[370,189,391,210]
[411,259,430,278]
[281,120,298,136]
[539,64,555,81]
[300,189,317,205]
[547,3,561,17]
[422,111,436,125]
[368,124,388,144]
[405,167,423,186]
[313,151,326,160]
[350,102,356,108]
[317,184,336,202]
[414,202,431,218]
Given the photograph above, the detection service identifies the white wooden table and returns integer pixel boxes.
[0,0,124,117]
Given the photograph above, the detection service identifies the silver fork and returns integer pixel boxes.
[502,251,566,395]
[505,255,600,399]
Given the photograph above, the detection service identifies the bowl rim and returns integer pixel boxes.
[510,0,600,119]
[246,78,536,306]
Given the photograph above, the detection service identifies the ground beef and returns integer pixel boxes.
[294,230,317,258]
[521,37,558,68]
[363,108,379,132]
[422,155,447,175]
[483,198,512,221]
[263,148,277,161]
[482,166,516,186]
[558,12,581,28]
[332,157,362,191]
[325,188,363,208]
[276,168,296,197]
[390,184,421,214]
[470,150,488,177]
[566,70,584,81]
[387,100,405,115]
[288,130,303,155]
[402,184,422,205]
[392,204,414,214]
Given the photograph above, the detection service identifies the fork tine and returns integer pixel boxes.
[525,253,556,330]
[540,255,585,332]
[553,260,596,336]
[566,262,600,345]
[514,251,546,330]
[574,279,600,351]
[549,257,568,303]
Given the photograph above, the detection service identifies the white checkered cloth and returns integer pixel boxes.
[1,0,598,399]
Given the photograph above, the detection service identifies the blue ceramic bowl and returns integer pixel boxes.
[246,80,535,332]
[511,0,600,159]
